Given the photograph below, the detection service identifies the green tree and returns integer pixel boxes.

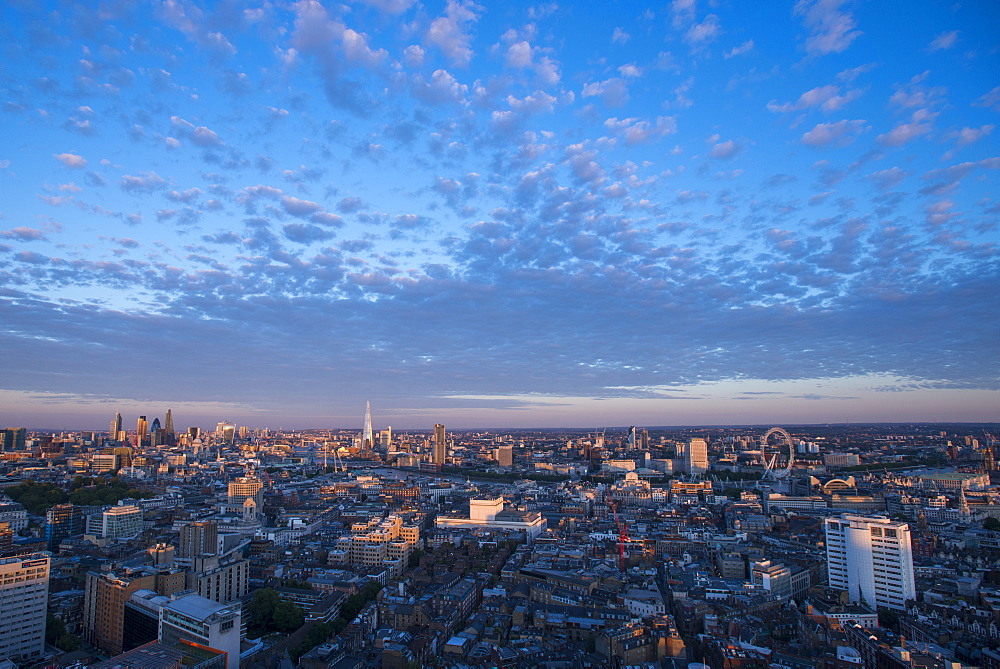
[56,633,81,652]
[46,614,66,646]
[272,600,304,633]
[984,517,1000,532]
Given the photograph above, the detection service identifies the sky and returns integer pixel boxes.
[0,0,998,431]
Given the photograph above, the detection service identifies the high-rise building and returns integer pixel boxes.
[495,445,513,467]
[362,401,374,455]
[824,513,916,611]
[136,416,148,447]
[433,424,447,464]
[1,427,27,451]
[0,553,49,663]
[380,426,393,448]
[164,409,175,445]
[216,421,236,444]
[179,521,219,558]
[46,503,84,552]
[84,566,185,656]
[110,413,123,443]
[686,438,708,475]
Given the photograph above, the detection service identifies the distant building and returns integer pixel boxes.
[824,513,915,611]
[1,427,27,451]
[823,453,860,467]
[179,521,219,558]
[227,476,263,507]
[0,553,49,663]
[686,438,708,475]
[433,424,447,464]
[495,445,513,467]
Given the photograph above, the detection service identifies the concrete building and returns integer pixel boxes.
[750,560,792,601]
[83,566,186,655]
[686,438,708,475]
[160,594,241,669]
[186,554,250,604]
[0,553,49,663]
[227,476,263,507]
[179,521,219,558]
[433,424,447,464]
[86,504,144,539]
[435,497,548,538]
[824,513,916,611]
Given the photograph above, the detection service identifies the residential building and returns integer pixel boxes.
[0,553,49,663]
[824,513,916,611]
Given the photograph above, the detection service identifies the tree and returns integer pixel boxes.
[272,600,304,633]
[984,517,1000,532]
[56,633,81,652]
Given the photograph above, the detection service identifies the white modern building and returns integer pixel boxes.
[86,504,144,539]
[0,553,49,663]
[435,497,547,538]
[824,513,916,611]
[159,593,241,669]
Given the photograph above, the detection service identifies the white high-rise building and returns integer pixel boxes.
[824,513,916,611]
[686,438,708,475]
[0,553,49,662]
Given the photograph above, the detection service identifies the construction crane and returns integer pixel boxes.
[607,497,628,571]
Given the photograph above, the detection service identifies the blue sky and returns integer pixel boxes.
[0,0,998,430]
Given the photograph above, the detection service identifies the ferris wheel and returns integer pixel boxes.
[761,427,795,479]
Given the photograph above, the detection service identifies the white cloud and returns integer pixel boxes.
[928,30,958,51]
[877,109,935,147]
[767,84,863,113]
[724,40,754,58]
[801,119,866,146]
[611,27,630,44]
[709,139,743,159]
[426,0,482,67]
[55,153,87,168]
[685,14,720,47]
[793,0,862,56]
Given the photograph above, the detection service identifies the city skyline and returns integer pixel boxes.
[1,2,998,429]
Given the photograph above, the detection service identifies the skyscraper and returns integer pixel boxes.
[824,514,916,611]
[1,427,26,451]
[110,412,123,443]
[164,409,175,446]
[433,424,447,464]
[136,416,148,447]
[179,521,219,558]
[362,401,374,455]
[686,438,708,475]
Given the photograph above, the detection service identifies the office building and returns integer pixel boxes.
[0,501,28,531]
[433,423,447,464]
[83,566,186,655]
[136,415,148,447]
[495,445,513,467]
[110,412,123,443]
[179,521,219,558]
[160,594,241,669]
[227,476,263,507]
[1,427,26,451]
[186,553,250,604]
[824,513,916,611]
[435,497,548,538]
[686,437,708,475]
[164,409,175,445]
[86,504,144,539]
[362,401,374,455]
[0,553,49,663]
[216,421,236,444]
[46,503,84,551]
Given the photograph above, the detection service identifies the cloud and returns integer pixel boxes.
[611,27,630,45]
[801,119,866,147]
[709,139,743,159]
[685,14,721,47]
[1,227,47,241]
[281,196,323,217]
[865,167,909,190]
[425,0,481,67]
[55,153,87,168]
[975,87,1000,112]
[767,84,862,113]
[120,171,168,192]
[794,0,862,56]
[724,40,754,58]
[876,109,935,147]
[170,116,224,147]
[581,78,629,106]
[604,117,677,145]
[355,0,416,13]
[928,30,958,51]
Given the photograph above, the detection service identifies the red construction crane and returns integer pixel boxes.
[608,497,628,571]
